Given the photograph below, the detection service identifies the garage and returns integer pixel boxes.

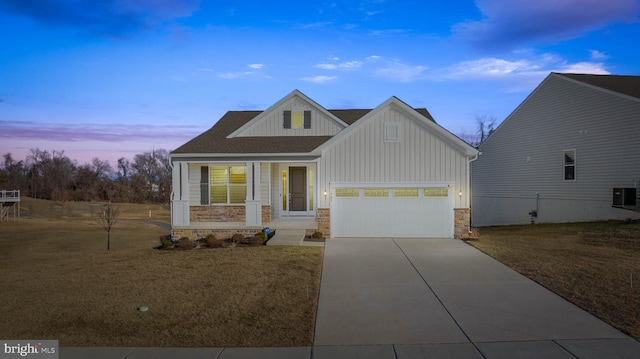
[330,184,454,238]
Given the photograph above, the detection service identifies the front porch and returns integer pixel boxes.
[172,217,318,241]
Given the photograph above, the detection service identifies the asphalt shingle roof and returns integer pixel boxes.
[558,73,640,99]
[172,107,434,155]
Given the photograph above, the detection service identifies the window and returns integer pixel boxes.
[209,166,246,204]
[395,188,419,197]
[364,188,389,197]
[424,188,448,197]
[564,150,576,180]
[336,188,359,197]
[283,110,311,129]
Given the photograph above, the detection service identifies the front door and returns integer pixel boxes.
[289,167,307,212]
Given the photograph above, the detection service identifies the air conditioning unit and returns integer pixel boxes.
[612,188,636,207]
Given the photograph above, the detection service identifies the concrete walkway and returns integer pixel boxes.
[266,229,324,247]
[59,238,639,358]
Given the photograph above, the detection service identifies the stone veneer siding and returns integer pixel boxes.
[190,205,245,222]
[262,205,272,223]
[190,205,272,223]
[172,228,262,241]
[317,208,330,238]
[454,208,471,239]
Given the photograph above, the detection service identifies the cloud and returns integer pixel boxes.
[373,60,428,82]
[312,55,427,82]
[442,57,542,79]
[300,75,338,83]
[454,0,640,50]
[435,54,610,92]
[441,55,609,80]
[314,60,361,70]
[0,0,200,38]
[217,64,269,79]
[589,50,610,60]
[558,62,609,74]
[0,120,202,143]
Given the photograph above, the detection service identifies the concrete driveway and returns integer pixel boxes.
[314,238,640,358]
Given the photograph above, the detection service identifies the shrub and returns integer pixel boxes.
[205,233,217,242]
[311,231,323,240]
[249,236,264,246]
[160,239,174,249]
[175,237,196,250]
[254,231,267,243]
[232,233,245,244]
[207,239,224,248]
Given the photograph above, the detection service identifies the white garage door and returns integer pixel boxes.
[331,184,454,238]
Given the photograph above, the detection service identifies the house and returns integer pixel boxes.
[472,73,640,226]
[170,90,479,239]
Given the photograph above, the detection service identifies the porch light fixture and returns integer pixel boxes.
[324,189,328,200]
[459,190,462,199]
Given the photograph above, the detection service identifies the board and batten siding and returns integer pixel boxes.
[235,97,344,137]
[472,73,640,225]
[317,106,470,209]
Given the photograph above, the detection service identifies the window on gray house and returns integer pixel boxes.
[564,150,575,180]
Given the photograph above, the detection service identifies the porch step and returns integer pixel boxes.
[267,229,305,246]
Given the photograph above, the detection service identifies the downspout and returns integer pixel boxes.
[467,153,480,234]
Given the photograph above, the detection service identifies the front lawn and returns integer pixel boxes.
[468,221,640,339]
[0,199,323,347]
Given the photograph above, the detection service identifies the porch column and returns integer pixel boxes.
[245,162,262,226]
[171,161,190,226]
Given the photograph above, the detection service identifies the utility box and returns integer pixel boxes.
[612,188,636,207]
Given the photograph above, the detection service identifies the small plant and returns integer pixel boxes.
[249,236,264,246]
[160,239,174,249]
[254,231,267,243]
[232,233,245,244]
[311,231,323,240]
[207,239,224,248]
[175,237,196,249]
[205,233,217,242]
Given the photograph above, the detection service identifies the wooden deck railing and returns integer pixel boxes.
[0,190,20,202]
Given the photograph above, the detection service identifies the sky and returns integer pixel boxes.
[1,0,639,166]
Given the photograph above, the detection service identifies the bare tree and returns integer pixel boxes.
[96,201,120,251]
[476,115,497,145]
[460,115,498,148]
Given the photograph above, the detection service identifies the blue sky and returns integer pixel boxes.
[1,0,639,165]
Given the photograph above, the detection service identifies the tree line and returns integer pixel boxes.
[0,148,172,204]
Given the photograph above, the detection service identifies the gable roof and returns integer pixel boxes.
[316,96,477,156]
[556,73,640,100]
[171,102,438,156]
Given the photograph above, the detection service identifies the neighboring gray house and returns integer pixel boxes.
[170,90,479,239]
[472,73,640,226]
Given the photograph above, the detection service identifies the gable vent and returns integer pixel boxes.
[384,122,401,142]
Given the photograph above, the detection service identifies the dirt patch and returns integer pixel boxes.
[469,221,640,339]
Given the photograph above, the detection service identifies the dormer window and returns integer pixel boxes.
[283,110,311,129]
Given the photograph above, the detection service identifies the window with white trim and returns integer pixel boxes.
[209,166,247,204]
